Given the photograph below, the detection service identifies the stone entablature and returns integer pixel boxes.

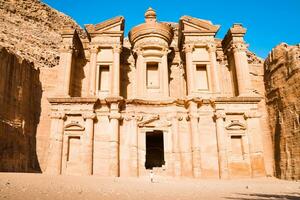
[45,8,273,179]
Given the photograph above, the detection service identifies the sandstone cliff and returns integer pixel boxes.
[0,0,84,171]
[0,47,41,172]
[265,43,300,180]
[0,0,85,68]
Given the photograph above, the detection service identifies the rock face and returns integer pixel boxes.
[0,0,85,68]
[0,0,85,171]
[265,43,300,180]
[0,47,41,172]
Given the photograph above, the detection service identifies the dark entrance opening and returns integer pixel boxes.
[145,130,165,169]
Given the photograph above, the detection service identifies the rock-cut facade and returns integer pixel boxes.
[45,8,274,178]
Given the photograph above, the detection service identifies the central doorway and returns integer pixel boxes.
[145,130,165,169]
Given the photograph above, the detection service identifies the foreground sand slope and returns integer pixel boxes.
[0,173,299,200]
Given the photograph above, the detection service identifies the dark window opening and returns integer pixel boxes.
[145,130,165,169]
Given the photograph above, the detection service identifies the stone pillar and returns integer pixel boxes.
[88,45,99,96]
[162,48,170,97]
[124,114,140,177]
[135,48,144,97]
[46,112,66,175]
[82,113,96,175]
[207,43,220,95]
[170,113,181,177]
[59,44,73,96]
[112,44,122,96]
[188,101,201,178]
[231,42,252,96]
[244,111,266,177]
[214,110,229,179]
[107,97,122,177]
[184,44,194,96]
[179,114,193,177]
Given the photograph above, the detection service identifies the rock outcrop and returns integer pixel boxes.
[0,47,41,172]
[265,43,300,180]
[0,0,85,68]
[0,0,84,171]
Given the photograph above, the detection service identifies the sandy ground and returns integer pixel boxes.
[0,173,299,200]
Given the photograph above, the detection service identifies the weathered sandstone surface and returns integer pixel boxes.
[0,0,84,171]
[0,0,85,68]
[265,43,300,180]
[0,47,41,172]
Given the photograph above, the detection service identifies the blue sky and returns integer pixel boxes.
[42,0,300,58]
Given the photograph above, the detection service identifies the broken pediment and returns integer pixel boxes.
[64,122,85,131]
[85,16,125,35]
[225,121,246,130]
[137,114,159,127]
[180,16,220,35]
[137,114,172,128]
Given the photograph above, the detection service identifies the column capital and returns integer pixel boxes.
[89,45,100,53]
[109,113,122,120]
[112,44,122,54]
[50,112,66,120]
[244,111,261,119]
[162,47,171,56]
[206,42,217,53]
[59,44,74,53]
[214,110,226,120]
[133,47,143,56]
[189,112,200,120]
[82,113,96,120]
[183,44,194,53]
[228,42,248,53]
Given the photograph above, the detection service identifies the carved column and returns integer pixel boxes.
[188,101,201,178]
[179,114,193,177]
[184,44,194,96]
[230,42,252,96]
[135,48,144,97]
[46,112,66,175]
[162,48,170,97]
[214,110,229,179]
[112,44,122,96]
[59,44,73,96]
[107,97,122,177]
[169,113,181,177]
[207,43,221,95]
[244,111,265,177]
[82,113,96,175]
[88,45,99,96]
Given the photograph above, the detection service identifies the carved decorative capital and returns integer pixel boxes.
[89,45,100,53]
[185,114,190,121]
[82,113,96,120]
[50,112,66,120]
[113,44,122,54]
[189,112,200,120]
[133,48,143,56]
[244,111,261,119]
[228,42,248,53]
[214,110,226,120]
[162,47,171,56]
[60,44,74,53]
[183,44,194,53]
[109,113,122,120]
[206,42,217,53]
